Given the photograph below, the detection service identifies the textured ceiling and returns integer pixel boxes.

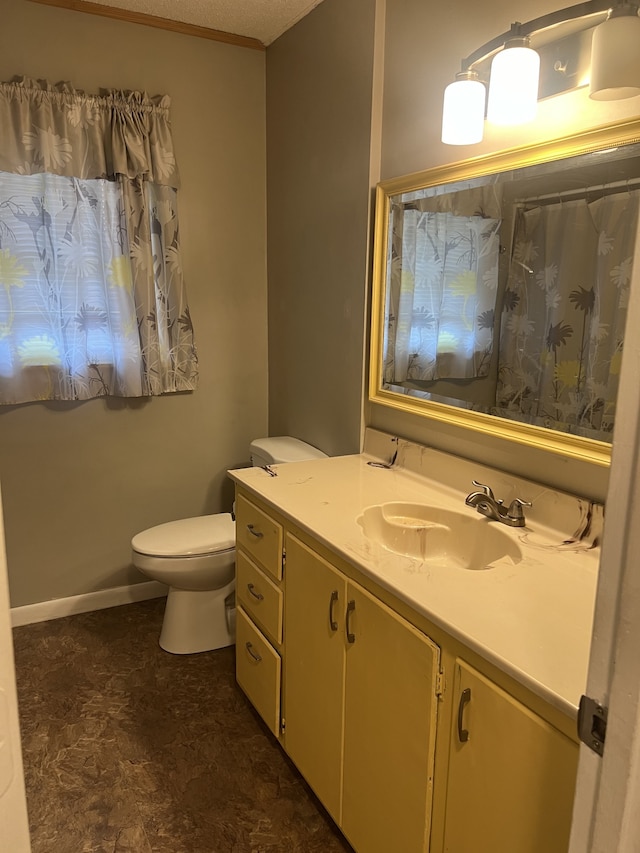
[87,0,327,45]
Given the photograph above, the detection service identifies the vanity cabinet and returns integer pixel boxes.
[284,533,441,853]
[233,487,580,853]
[442,660,578,853]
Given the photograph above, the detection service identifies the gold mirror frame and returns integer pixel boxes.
[369,119,640,468]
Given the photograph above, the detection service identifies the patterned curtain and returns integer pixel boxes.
[496,191,638,440]
[0,76,198,403]
[384,205,501,383]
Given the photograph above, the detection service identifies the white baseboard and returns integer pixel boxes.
[10,581,168,628]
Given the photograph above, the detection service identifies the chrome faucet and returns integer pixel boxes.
[465,481,531,527]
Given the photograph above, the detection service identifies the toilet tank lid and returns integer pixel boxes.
[132,513,235,557]
[250,436,328,464]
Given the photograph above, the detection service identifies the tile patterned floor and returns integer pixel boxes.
[12,598,353,853]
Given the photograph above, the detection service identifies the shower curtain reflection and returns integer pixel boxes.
[496,190,639,441]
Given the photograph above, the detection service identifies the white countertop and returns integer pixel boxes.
[229,439,600,720]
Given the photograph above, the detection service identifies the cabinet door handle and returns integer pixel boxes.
[329,590,339,631]
[245,641,262,662]
[346,599,356,643]
[457,687,471,742]
[246,523,263,539]
[247,583,264,601]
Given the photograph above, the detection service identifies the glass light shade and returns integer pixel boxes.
[487,42,540,125]
[441,76,486,145]
[590,12,640,100]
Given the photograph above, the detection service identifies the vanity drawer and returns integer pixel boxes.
[237,551,283,646]
[236,607,281,737]
[235,494,283,581]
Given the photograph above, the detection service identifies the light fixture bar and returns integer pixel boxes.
[460,0,613,74]
[442,0,640,146]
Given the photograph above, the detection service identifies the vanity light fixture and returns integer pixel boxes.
[441,0,640,145]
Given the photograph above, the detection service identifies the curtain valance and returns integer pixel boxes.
[0,77,180,187]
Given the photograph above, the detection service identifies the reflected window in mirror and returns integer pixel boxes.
[385,186,501,385]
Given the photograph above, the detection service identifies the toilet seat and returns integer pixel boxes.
[132,513,235,558]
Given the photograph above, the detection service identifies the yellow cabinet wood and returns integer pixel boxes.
[442,660,579,853]
[283,533,441,852]
[235,606,282,738]
[283,534,347,824]
[235,493,283,581]
[236,550,283,646]
[233,488,580,853]
[342,583,440,853]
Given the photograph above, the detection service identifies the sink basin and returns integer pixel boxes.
[357,502,523,570]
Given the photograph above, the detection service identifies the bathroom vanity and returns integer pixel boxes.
[228,430,601,853]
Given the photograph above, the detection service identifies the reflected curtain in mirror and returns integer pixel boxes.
[384,193,501,384]
[497,192,638,441]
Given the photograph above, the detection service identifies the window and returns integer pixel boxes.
[0,76,198,405]
[0,171,143,397]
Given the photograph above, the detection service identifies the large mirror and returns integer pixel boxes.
[369,120,640,467]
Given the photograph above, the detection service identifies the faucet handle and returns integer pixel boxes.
[506,498,532,521]
[471,480,497,503]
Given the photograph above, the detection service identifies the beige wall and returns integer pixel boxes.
[3,0,635,608]
[369,0,640,502]
[0,0,268,606]
[265,0,377,456]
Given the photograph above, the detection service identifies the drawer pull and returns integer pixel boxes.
[346,599,356,644]
[247,582,264,601]
[329,589,339,631]
[457,687,471,743]
[245,641,262,663]
[246,523,264,539]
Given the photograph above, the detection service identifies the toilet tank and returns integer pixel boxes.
[249,436,328,468]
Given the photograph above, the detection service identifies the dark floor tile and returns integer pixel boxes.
[13,599,352,853]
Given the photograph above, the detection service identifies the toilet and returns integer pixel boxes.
[131,437,327,654]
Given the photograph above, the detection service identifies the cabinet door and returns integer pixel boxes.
[283,534,347,824]
[342,582,441,853]
[443,660,579,853]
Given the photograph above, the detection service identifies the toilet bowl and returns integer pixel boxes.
[132,514,236,654]
[131,436,327,654]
